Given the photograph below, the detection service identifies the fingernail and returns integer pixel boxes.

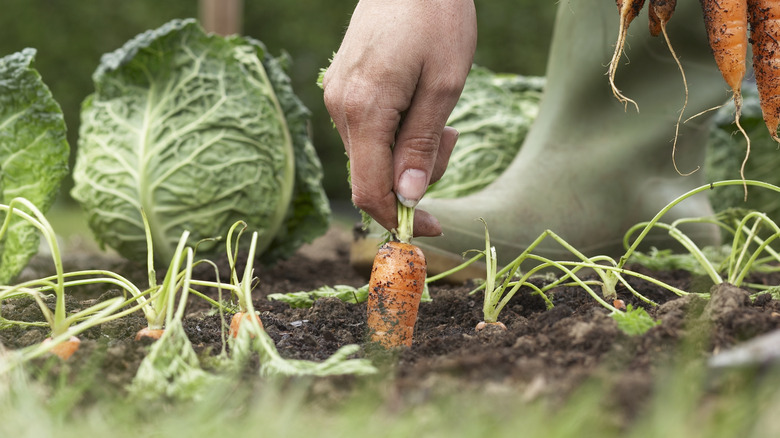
[396,168,427,208]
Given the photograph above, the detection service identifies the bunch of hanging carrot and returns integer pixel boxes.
[609,0,780,143]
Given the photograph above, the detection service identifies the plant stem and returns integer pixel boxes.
[619,180,780,269]
[395,201,415,243]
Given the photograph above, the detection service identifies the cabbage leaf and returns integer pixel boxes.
[0,48,70,283]
[425,65,544,198]
[72,19,329,263]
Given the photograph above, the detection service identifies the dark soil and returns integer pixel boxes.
[2,225,780,420]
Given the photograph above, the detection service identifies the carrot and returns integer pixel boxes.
[135,327,165,341]
[648,0,676,37]
[608,0,647,111]
[748,0,780,143]
[700,0,748,102]
[700,0,751,197]
[43,336,81,361]
[366,240,427,348]
[229,311,264,338]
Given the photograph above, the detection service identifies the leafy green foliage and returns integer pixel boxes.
[707,83,780,221]
[611,304,660,336]
[628,246,730,277]
[0,49,70,284]
[268,284,369,308]
[426,66,543,198]
[71,19,329,264]
[268,282,432,309]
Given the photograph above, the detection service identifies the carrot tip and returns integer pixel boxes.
[475,321,507,332]
[229,312,264,338]
[135,327,165,342]
[43,336,81,361]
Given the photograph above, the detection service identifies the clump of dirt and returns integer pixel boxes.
[1,226,779,420]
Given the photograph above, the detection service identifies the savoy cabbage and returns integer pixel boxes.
[72,19,329,263]
[0,48,70,284]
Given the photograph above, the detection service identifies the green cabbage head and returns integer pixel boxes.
[0,48,70,283]
[72,19,329,263]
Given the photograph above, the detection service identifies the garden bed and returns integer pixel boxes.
[2,224,780,432]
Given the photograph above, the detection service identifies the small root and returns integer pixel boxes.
[734,94,750,201]
[663,23,698,177]
[684,103,725,124]
[608,21,640,112]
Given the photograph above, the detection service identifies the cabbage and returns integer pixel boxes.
[0,48,70,283]
[425,65,544,198]
[72,19,329,263]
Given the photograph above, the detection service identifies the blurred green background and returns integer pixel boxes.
[0,0,555,203]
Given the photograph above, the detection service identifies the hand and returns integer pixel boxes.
[322,0,477,236]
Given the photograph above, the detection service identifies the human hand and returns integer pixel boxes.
[322,0,477,236]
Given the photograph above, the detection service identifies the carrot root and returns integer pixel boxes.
[229,312,264,338]
[475,321,507,332]
[366,241,426,348]
[748,0,780,143]
[43,336,81,361]
[135,327,165,341]
[608,0,647,112]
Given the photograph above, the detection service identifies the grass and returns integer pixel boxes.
[1,350,779,438]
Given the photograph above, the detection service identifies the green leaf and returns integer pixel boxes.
[611,304,660,336]
[268,284,370,308]
[0,48,70,284]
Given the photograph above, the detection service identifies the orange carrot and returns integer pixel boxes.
[229,312,264,338]
[608,0,648,111]
[135,327,165,341]
[748,0,780,143]
[43,336,81,361]
[701,0,751,196]
[648,0,676,37]
[366,241,426,348]
[700,0,748,110]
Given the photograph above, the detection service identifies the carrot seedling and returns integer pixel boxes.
[218,222,376,377]
[120,211,225,341]
[129,241,227,401]
[475,220,514,331]
[625,204,780,291]
[0,198,129,365]
[222,221,264,338]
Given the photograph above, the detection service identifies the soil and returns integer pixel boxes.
[2,225,780,422]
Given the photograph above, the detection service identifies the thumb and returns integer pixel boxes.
[393,83,463,207]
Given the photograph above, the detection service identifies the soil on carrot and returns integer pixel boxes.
[2,225,780,420]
